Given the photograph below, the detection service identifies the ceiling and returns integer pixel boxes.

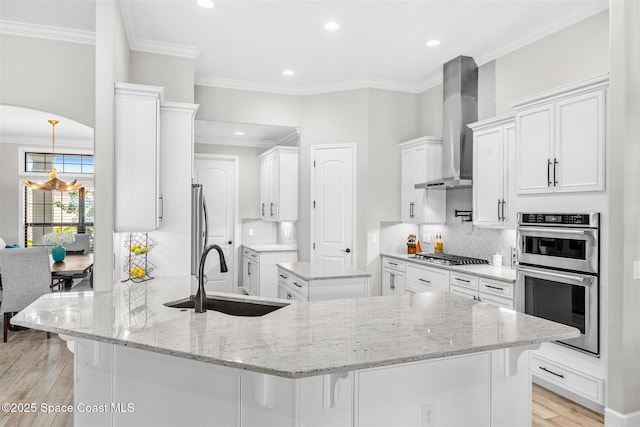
[0,105,93,145]
[0,0,609,95]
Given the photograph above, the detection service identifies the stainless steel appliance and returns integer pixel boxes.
[516,213,600,355]
[412,253,489,266]
[191,184,209,277]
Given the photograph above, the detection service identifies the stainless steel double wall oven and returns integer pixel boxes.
[516,213,600,355]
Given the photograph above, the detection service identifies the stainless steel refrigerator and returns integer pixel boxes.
[191,184,208,277]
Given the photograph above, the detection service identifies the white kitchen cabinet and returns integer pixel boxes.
[469,114,516,227]
[399,137,445,224]
[114,82,164,232]
[512,75,607,195]
[405,263,449,293]
[259,146,298,222]
[449,271,514,309]
[241,247,297,298]
[381,257,406,296]
[276,266,369,301]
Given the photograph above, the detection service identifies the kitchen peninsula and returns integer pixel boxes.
[12,276,578,426]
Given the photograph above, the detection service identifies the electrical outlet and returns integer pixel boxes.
[370,232,377,244]
[634,261,640,279]
[425,233,431,244]
[248,228,254,237]
[422,403,435,427]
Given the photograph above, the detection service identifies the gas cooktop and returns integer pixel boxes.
[412,253,490,266]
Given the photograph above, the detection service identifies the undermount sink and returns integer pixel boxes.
[164,297,288,317]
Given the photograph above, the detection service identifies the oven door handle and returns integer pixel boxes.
[517,266,589,283]
[517,227,590,235]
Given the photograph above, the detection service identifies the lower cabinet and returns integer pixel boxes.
[241,247,297,298]
[405,263,449,293]
[382,258,406,296]
[277,267,369,301]
[449,271,515,309]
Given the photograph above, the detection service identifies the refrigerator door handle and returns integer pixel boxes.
[203,195,209,249]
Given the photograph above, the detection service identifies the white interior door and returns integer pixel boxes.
[194,155,237,293]
[311,145,355,267]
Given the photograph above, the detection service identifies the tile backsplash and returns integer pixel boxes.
[380,188,516,265]
[241,218,298,247]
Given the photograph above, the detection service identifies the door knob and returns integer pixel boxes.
[341,248,351,253]
[228,241,233,245]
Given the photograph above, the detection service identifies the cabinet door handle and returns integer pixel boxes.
[547,159,552,186]
[270,203,274,217]
[261,203,265,216]
[247,263,251,275]
[410,202,415,218]
[539,366,565,379]
[390,272,395,290]
[497,199,501,221]
[158,194,164,221]
[287,292,292,300]
[485,284,504,291]
[553,158,558,186]
[501,199,506,222]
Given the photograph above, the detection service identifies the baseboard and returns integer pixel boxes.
[605,407,640,426]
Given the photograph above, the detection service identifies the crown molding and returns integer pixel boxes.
[130,38,202,59]
[274,128,300,146]
[0,20,95,45]
[0,135,93,149]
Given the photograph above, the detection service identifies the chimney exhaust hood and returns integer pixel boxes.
[415,56,478,189]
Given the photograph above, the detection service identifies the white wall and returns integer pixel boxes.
[495,11,609,114]
[0,34,95,128]
[129,51,195,103]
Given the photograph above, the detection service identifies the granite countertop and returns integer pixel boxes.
[277,262,372,280]
[382,253,517,282]
[243,244,297,252]
[12,276,578,379]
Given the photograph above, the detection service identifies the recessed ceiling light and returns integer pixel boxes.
[324,22,340,31]
[196,0,214,9]
[426,39,441,47]
[282,70,295,76]
[234,131,245,136]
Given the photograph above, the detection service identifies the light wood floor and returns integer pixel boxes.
[0,330,605,427]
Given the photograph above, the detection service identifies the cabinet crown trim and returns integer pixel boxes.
[259,145,299,158]
[398,136,442,148]
[115,82,165,101]
[509,73,609,110]
[467,114,515,130]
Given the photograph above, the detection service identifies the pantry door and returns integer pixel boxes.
[194,155,238,293]
[311,144,356,268]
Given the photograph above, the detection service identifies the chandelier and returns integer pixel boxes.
[21,119,84,192]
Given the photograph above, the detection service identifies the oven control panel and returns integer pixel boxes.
[518,213,599,227]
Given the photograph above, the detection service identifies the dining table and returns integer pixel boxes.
[50,253,94,289]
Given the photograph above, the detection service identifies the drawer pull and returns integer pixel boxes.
[279,274,288,279]
[484,284,504,291]
[454,278,470,283]
[539,366,565,379]
[389,262,398,266]
[293,282,303,288]
[418,278,431,284]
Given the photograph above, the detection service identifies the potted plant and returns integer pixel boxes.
[43,231,75,263]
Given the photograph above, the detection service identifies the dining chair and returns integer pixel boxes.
[60,234,92,289]
[0,248,52,342]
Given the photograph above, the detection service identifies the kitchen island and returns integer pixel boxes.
[11,276,578,426]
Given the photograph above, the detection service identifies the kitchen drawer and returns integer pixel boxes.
[479,278,514,299]
[450,272,478,291]
[531,354,604,404]
[277,269,309,298]
[450,284,477,300]
[405,264,449,293]
[479,292,514,309]
[278,280,306,301]
[382,257,406,272]
[243,248,259,261]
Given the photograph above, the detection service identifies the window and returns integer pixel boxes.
[23,152,94,247]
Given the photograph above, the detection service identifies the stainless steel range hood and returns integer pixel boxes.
[416,56,478,189]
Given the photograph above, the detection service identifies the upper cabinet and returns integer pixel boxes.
[114,83,164,232]
[511,74,608,195]
[469,114,516,227]
[399,137,445,224]
[259,146,298,222]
